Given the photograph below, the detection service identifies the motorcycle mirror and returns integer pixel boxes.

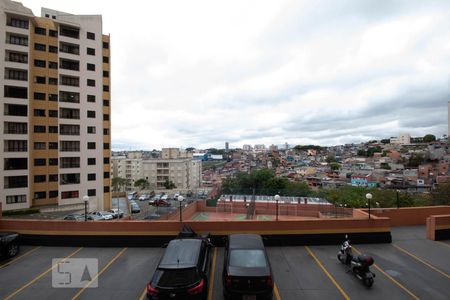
[345,234,348,240]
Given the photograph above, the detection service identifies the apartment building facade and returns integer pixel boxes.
[0,0,111,211]
[142,159,201,190]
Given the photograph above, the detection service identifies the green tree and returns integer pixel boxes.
[134,178,149,190]
[112,177,127,192]
[163,179,176,189]
[326,156,337,163]
[407,153,424,168]
[431,183,450,205]
[330,162,341,171]
[423,134,436,143]
[366,146,382,157]
[185,147,195,152]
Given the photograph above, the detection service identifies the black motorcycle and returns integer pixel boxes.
[337,236,375,287]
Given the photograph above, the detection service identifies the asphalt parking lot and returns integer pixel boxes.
[0,226,449,300]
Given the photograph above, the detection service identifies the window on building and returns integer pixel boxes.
[104,186,110,193]
[87,63,95,71]
[5,69,27,81]
[104,157,110,164]
[49,30,58,37]
[8,18,29,29]
[35,76,46,84]
[103,85,109,92]
[34,43,46,51]
[60,26,79,39]
[8,34,28,46]
[48,77,58,85]
[4,86,27,99]
[87,142,96,149]
[60,58,79,71]
[4,176,28,189]
[34,59,46,67]
[48,142,58,149]
[34,158,46,166]
[6,194,26,203]
[60,141,80,152]
[49,174,58,182]
[103,143,110,150]
[103,42,109,49]
[34,175,46,183]
[49,158,58,166]
[48,126,58,133]
[103,56,109,63]
[60,75,79,87]
[103,128,110,135]
[61,190,79,199]
[88,158,96,165]
[34,125,46,133]
[88,173,96,181]
[87,95,96,102]
[4,158,27,170]
[4,140,27,152]
[34,109,46,117]
[103,71,109,77]
[49,190,58,198]
[34,27,46,35]
[48,110,58,118]
[4,122,27,134]
[87,79,95,87]
[60,108,80,119]
[34,92,45,100]
[104,172,110,179]
[48,46,58,53]
[34,191,46,199]
[60,91,80,103]
[103,100,110,107]
[48,61,58,69]
[59,124,80,135]
[60,157,80,168]
[87,126,96,134]
[7,51,28,63]
[59,42,79,54]
[87,47,95,55]
[4,103,27,116]
[87,110,96,118]
[103,114,110,121]
[48,94,58,101]
[87,32,95,40]
[34,142,46,150]
[88,189,96,196]
[60,173,80,184]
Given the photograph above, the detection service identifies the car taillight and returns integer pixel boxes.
[187,279,205,295]
[266,275,273,287]
[146,283,159,296]
[225,273,232,287]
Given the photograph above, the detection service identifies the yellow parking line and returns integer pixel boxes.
[0,246,41,269]
[274,283,282,300]
[207,247,218,300]
[4,247,83,300]
[71,247,127,300]
[139,287,147,300]
[304,246,350,300]
[352,247,420,300]
[393,244,450,279]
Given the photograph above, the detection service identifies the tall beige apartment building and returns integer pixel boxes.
[0,0,111,211]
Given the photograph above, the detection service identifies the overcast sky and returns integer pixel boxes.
[23,0,450,150]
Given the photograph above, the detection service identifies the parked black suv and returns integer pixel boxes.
[146,226,213,300]
[0,232,20,259]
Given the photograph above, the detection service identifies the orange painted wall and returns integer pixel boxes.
[426,214,450,240]
[365,206,450,226]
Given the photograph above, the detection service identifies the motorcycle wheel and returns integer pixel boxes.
[337,253,342,262]
[364,277,374,288]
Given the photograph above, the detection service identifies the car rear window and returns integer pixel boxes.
[230,249,267,267]
[153,268,199,287]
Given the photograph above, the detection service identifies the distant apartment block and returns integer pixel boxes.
[112,149,202,191]
[390,133,411,145]
[0,0,111,211]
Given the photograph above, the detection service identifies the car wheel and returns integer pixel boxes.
[6,242,19,258]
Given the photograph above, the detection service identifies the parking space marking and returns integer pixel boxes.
[4,247,83,300]
[139,287,146,300]
[304,246,350,300]
[352,247,420,300]
[71,247,127,300]
[392,244,450,279]
[274,283,281,300]
[207,247,218,300]
[0,246,41,269]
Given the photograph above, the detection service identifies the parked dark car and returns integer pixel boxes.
[130,202,141,213]
[150,199,171,207]
[63,214,85,221]
[223,234,273,300]
[0,232,20,259]
[147,226,212,299]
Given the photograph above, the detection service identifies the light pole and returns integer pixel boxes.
[274,194,280,221]
[366,193,372,219]
[178,195,184,223]
[396,190,400,208]
[83,195,89,221]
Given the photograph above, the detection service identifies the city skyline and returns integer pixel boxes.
[23,0,450,150]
